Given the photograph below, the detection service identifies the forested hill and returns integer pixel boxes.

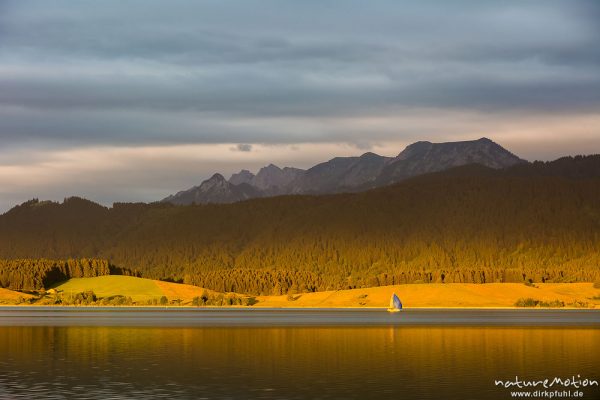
[1,155,600,295]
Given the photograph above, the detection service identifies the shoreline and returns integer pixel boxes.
[2,281,599,309]
[2,307,599,328]
[2,305,599,311]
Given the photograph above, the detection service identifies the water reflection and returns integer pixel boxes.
[0,327,598,399]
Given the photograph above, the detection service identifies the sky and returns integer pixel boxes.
[1,0,599,212]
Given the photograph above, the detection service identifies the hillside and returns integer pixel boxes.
[0,275,247,306]
[1,156,600,295]
[256,283,600,308]
[49,275,240,305]
[2,277,598,308]
[0,288,36,304]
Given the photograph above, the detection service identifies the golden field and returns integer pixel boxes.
[0,276,598,308]
[0,288,36,304]
[256,282,600,308]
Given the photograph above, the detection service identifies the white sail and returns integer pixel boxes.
[389,293,402,310]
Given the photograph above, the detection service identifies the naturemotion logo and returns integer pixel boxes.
[494,375,598,398]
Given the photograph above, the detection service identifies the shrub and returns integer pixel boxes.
[243,297,258,306]
[200,290,209,304]
[99,295,133,306]
[73,290,97,305]
[214,294,224,306]
[538,300,565,308]
[228,297,243,306]
[171,298,182,306]
[515,298,539,307]
[516,298,566,308]
[569,301,589,308]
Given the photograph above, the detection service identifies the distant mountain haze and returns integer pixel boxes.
[163,137,527,205]
[162,173,262,205]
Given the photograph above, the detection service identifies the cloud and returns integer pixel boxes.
[0,2,598,122]
[0,0,599,210]
[232,144,253,152]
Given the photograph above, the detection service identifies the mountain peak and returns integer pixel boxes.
[257,164,283,175]
[250,163,302,192]
[265,163,281,170]
[198,173,228,193]
[163,172,261,205]
[359,152,380,159]
[229,169,255,186]
[382,138,526,185]
[396,141,433,159]
[208,173,226,182]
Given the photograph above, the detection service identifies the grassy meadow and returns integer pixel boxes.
[53,276,164,302]
[1,275,599,308]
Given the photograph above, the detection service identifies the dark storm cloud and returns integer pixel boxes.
[0,1,599,145]
[1,0,600,211]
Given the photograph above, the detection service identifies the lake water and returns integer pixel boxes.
[1,308,599,399]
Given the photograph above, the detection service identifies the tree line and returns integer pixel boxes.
[0,258,116,291]
[180,265,600,296]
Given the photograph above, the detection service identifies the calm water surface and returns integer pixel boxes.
[0,308,599,399]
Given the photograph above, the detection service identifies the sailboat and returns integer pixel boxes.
[387,293,403,312]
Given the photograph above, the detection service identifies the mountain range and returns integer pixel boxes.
[162,137,526,205]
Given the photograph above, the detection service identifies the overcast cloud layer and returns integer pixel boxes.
[1,0,599,211]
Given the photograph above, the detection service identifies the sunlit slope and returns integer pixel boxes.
[256,283,600,308]
[53,276,163,301]
[52,275,215,302]
[3,279,598,307]
[154,280,214,300]
[0,288,35,304]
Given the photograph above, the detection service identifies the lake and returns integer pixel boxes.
[1,308,599,399]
